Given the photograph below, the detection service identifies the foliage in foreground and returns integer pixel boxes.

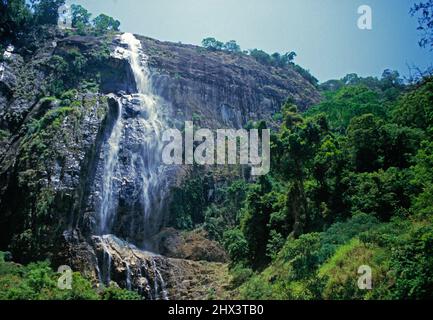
[0,254,141,300]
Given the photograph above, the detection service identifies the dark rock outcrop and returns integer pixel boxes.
[0,93,110,261]
[155,228,228,263]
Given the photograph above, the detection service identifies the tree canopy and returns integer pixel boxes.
[0,1,121,42]
[93,13,121,33]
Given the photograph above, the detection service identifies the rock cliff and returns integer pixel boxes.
[141,35,320,128]
[0,28,320,299]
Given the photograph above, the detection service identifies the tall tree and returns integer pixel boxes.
[347,114,384,172]
[240,176,273,269]
[273,102,323,236]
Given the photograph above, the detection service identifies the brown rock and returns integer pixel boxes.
[155,228,228,263]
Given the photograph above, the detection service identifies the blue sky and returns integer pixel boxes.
[66,0,432,82]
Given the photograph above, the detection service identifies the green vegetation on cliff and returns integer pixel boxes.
[7,93,108,263]
[201,36,318,87]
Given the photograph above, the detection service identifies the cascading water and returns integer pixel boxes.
[125,262,132,290]
[92,234,170,300]
[98,33,167,237]
[98,235,113,284]
[99,99,123,234]
[151,257,169,300]
[94,33,171,299]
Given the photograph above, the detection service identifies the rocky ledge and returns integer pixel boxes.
[64,234,233,300]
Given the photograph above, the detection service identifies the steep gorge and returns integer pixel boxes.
[0,29,320,299]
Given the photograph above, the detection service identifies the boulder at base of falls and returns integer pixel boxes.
[89,234,233,300]
[154,228,229,263]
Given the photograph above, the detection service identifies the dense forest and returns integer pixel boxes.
[1,0,433,300]
[168,72,433,300]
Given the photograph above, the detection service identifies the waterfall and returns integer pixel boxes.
[95,264,103,285]
[99,98,123,234]
[93,234,170,300]
[98,32,168,238]
[151,257,169,300]
[95,33,170,298]
[0,63,4,81]
[121,32,166,225]
[125,262,132,290]
[98,236,113,285]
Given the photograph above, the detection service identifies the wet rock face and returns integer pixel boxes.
[0,48,48,133]
[0,93,110,260]
[138,35,321,129]
[78,35,323,254]
[99,56,138,94]
[82,33,178,249]
[83,94,175,248]
[0,60,18,96]
[89,234,232,300]
[92,235,170,299]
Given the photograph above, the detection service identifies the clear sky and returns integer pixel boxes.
[66,0,433,82]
